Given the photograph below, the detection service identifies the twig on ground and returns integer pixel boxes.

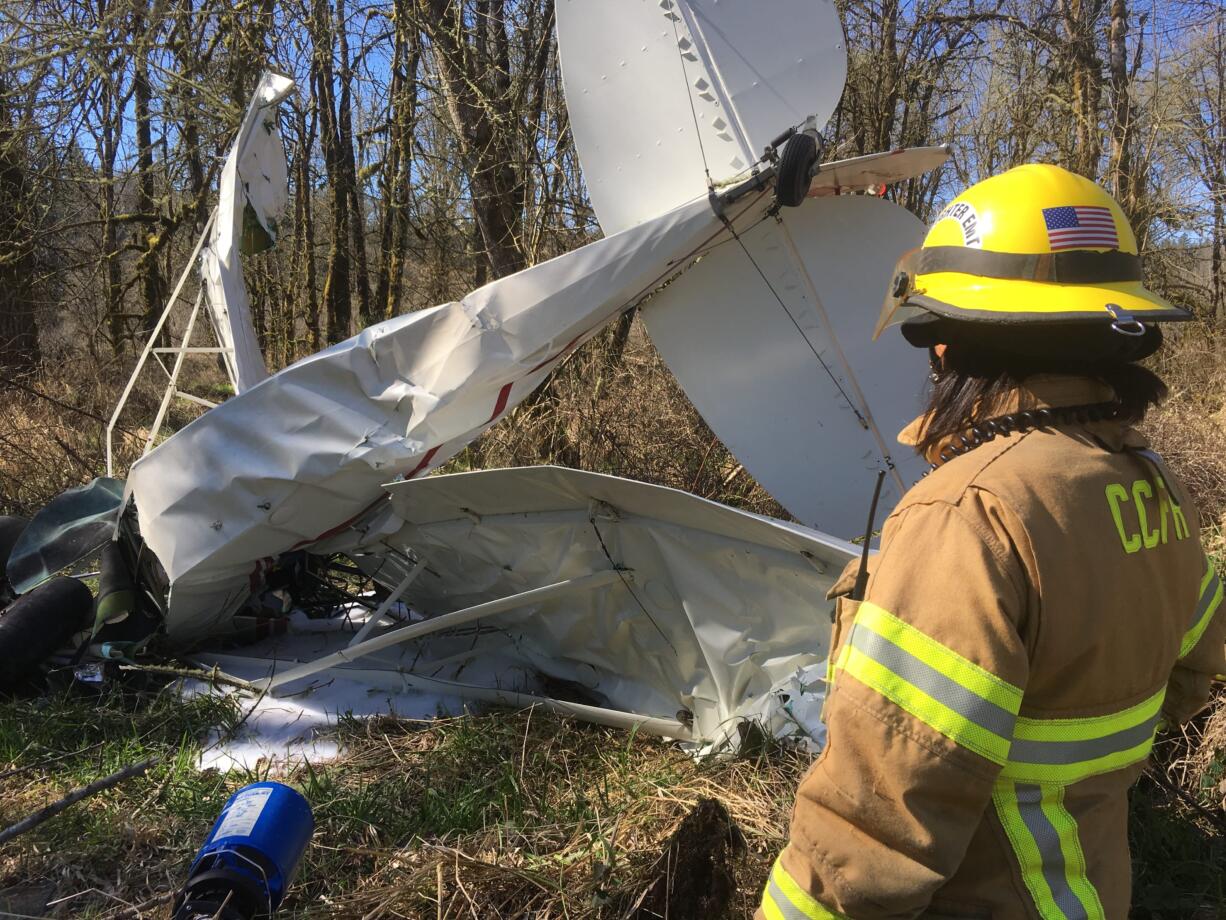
[119,662,259,693]
[0,758,158,846]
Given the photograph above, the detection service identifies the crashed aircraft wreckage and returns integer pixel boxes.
[4,0,951,752]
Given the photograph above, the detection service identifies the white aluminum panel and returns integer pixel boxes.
[557,0,845,234]
[640,195,929,538]
[206,72,295,393]
[138,188,776,641]
[372,466,852,748]
[811,145,952,193]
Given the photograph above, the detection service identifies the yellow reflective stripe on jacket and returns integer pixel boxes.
[760,858,846,920]
[1180,563,1222,659]
[835,602,1023,764]
[993,781,1106,920]
[1001,688,1164,784]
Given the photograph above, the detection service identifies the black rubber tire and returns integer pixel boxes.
[775,132,819,208]
[0,515,28,583]
[0,576,93,687]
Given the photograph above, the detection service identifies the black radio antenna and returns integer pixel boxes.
[851,471,887,601]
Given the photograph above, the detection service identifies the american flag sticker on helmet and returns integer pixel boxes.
[1042,206,1119,251]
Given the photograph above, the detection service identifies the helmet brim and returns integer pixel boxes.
[910,273,1191,325]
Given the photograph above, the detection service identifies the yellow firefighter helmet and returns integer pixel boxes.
[875,164,1189,358]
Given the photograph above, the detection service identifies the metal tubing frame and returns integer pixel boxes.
[143,288,206,458]
[344,667,693,740]
[193,653,691,741]
[253,569,624,693]
[106,209,218,477]
[174,391,220,410]
[347,556,427,647]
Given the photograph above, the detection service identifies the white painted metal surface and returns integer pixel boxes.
[365,466,852,747]
[810,146,952,193]
[107,73,294,476]
[557,0,846,233]
[204,71,294,394]
[180,466,851,749]
[639,195,930,537]
[255,569,623,692]
[135,187,776,641]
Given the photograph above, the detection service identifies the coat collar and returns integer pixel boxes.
[898,374,1145,463]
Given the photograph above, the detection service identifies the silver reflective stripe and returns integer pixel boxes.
[766,878,816,920]
[1015,784,1091,920]
[1008,711,1162,766]
[848,624,1018,739]
[1192,569,1221,630]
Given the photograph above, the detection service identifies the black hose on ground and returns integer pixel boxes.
[0,576,93,687]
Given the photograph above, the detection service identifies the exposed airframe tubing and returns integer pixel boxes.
[200,651,693,741]
[210,568,695,740]
[250,569,624,693]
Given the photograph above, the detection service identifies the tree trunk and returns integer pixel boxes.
[1106,0,1137,220]
[419,0,527,280]
[336,0,373,328]
[1058,0,1105,177]
[294,102,321,354]
[0,95,38,373]
[311,0,353,342]
[374,3,420,320]
[134,0,168,343]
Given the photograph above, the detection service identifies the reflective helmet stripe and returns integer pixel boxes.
[915,246,1143,284]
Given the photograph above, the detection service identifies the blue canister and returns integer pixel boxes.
[173,781,314,919]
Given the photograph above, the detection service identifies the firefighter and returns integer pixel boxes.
[760,164,1225,920]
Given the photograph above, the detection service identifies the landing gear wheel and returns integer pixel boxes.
[0,576,93,687]
[775,132,819,209]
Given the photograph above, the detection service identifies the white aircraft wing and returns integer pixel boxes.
[203,72,294,394]
[135,187,776,641]
[557,0,937,538]
[191,466,853,750]
[557,0,846,234]
[639,195,930,537]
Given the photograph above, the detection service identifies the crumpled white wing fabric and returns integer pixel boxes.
[352,466,853,748]
[557,0,845,234]
[203,72,294,394]
[639,195,929,537]
[135,189,774,641]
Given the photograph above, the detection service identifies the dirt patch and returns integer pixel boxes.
[629,797,748,920]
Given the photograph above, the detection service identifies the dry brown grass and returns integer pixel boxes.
[1144,323,1226,529]
[283,712,805,920]
[0,317,1223,919]
[0,698,808,919]
[463,315,788,519]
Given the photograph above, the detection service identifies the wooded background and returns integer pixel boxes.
[0,0,1222,514]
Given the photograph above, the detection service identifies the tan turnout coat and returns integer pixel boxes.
[760,376,1225,920]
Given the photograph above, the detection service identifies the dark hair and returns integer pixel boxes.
[914,344,1169,458]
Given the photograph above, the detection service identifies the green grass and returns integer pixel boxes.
[0,677,1222,917]
[1130,778,1226,919]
